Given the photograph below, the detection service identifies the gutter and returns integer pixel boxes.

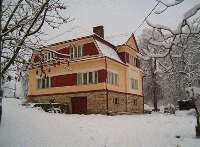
[105,56,109,114]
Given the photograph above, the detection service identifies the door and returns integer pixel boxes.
[71,97,87,114]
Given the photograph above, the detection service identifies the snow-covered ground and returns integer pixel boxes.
[0,98,200,147]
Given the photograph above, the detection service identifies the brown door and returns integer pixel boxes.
[71,97,87,114]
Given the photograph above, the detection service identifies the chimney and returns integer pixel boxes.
[93,26,104,38]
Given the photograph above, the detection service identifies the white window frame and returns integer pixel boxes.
[77,71,98,85]
[70,46,84,58]
[44,52,56,62]
[113,98,119,104]
[131,78,138,90]
[37,77,53,89]
[107,71,119,86]
[129,55,136,66]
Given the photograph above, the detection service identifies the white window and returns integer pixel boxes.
[131,79,138,90]
[77,73,83,85]
[70,46,84,58]
[133,100,137,105]
[129,55,136,66]
[44,52,56,62]
[113,98,119,104]
[37,77,53,89]
[107,71,119,86]
[77,71,98,85]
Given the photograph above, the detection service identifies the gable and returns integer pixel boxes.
[126,34,139,52]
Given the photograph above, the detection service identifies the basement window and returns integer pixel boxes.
[113,98,119,104]
[133,100,137,105]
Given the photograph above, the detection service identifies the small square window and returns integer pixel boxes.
[113,98,119,104]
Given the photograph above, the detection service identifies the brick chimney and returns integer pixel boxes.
[93,26,104,38]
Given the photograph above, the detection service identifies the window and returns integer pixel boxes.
[44,52,56,62]
[37,79,42,89]
[77,73,82,85]
[113,98,119,104]
[37,77,53,89]
[70,46,84,58]
[129,55,136,66]
[133,100,137,105]
[107,71,119,86]
[77,71,98,85]
[83,73,87,85]
[131,79,138,90]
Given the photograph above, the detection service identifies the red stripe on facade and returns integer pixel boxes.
[136,58,140,68]
[28,89,143,98]
[57,47,70,59]
[98,69,106,83]
[118,52,129,63]
[53,73,77,87]
[34,55,43,63]
[83,42,99,56]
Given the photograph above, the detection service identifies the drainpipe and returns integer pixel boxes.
[142,74,144,114]
[105,56,108,114]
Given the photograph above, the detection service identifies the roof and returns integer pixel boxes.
[43,26,131,64]
[44,26,94,46]
[95,40,123,63]
[105,33,132,46]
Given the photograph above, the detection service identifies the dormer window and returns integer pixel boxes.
[129,55,136,66]
[70,46,84,58]
[44,52,56,62]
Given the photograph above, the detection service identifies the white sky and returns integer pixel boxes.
[42,0,200,41]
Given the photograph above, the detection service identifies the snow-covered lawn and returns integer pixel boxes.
[0,98,200,147]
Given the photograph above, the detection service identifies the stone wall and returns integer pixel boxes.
[28,91,144,114]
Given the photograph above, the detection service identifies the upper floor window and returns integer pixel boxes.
[44,52,56,62]
[129,55,136,66]
[107,71,119,86]
[37,77,53,89]
[70,46,84,58]
[131,78,138,90]
[77,71,98,85]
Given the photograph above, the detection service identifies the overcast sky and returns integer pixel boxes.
[43,0,200,41]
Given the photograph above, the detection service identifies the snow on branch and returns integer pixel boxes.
[155,0,184,14]
[183,4,200,20]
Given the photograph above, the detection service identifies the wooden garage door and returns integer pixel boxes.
[71,97,87,114]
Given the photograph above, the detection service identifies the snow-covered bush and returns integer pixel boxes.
[186,109,197,116]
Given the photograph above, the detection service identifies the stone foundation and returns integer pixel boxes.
[28,91,144,114]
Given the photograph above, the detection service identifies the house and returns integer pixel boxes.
[28,26,144,114]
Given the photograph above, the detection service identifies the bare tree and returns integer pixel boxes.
[137,0,200,110]
[0,0,72,98]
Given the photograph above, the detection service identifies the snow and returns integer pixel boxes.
[105,33,132,46]
[183,4,200,20]
[1,98,200,147]
[95,40,123,63]
[185,86,200,98]
[136,53,151,60]
[44,26,93,46]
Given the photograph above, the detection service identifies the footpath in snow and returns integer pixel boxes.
[0,98,200,147]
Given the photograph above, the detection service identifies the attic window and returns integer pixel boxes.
[70,46,84,58]
[44,52,56,62]
[129,55,136,66]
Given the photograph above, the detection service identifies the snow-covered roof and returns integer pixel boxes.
[44,26,94,46]
[185,86,200,98]
[95,40,123,63]
[105,33,132,46]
